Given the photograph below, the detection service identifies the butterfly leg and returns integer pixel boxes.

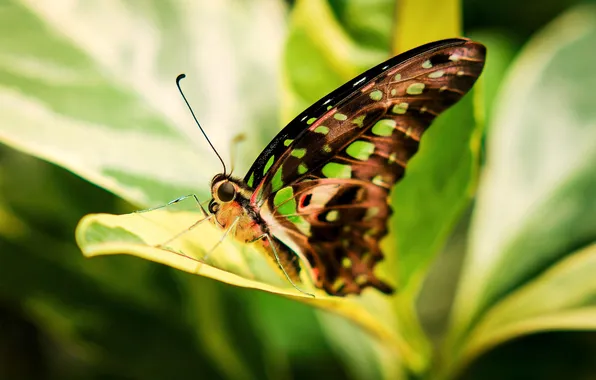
[202,216,241,261]
[155,214,214,249]
[249,233,314,298]
[134,194,209,217]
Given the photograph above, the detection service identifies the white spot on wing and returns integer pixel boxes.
[353,77,366,86]
[450,53,461,62]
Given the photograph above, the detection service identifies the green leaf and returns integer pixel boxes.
[282,0,390,123]
[449,2,596,362]
[0,0,284,206]
[461,244,596,371]
[468,31,518,130]
[317,311,404,380]
[393,0,461,53]
[0,153,232,378]
[76,207,299,295]
[0,1,295,378]
[76,206,405,353]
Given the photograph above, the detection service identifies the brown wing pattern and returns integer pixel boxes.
[264,179,392,295]
[258,39,486,295]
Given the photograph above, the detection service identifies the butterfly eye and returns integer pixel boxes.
[217,181,236,202]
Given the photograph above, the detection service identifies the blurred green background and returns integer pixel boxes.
[2,0,596,379]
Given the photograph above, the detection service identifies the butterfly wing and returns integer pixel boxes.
[247,38,486,295]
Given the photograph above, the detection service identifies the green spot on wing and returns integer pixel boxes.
[372,175,386,187]
[273,188,310,236]
[334,113,347,121]
[371,119,396,136]
[274,186,296,216]
[352,114,366,127]
[422,59,432,69]
[365,207,380,220]
[298,163,308,175]
[369,90,383,101]
[406,83,425,95]
[284,139,293,146]
[326,210,339,222]
[247,172,255,187]
[428,70,445,79]
[314,126,329,135]
[342,257,352,268]
[288,215,311,237]
[291,148,306,158]
[346,141,375,161]
[322,163,351,179]
[271,167,283,192]
[355,275,367,285]
[388,152,397,163]
[307,117,317,125]
[263,155,275,175]
[392,102,409,114]
[394,73,402,81]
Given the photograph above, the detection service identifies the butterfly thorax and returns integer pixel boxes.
[208,174,301,280]
[208,174,264,241]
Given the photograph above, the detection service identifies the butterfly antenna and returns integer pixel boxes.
[176,74,227,176]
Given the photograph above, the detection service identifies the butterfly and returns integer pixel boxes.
[177,38,485,297]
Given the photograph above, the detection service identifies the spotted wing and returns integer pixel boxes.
[249,38,486,295]
[262,179,394,295]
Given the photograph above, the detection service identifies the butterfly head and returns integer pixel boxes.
[208,174,235,212]
[208,173,253,214]
[208,174,262,237]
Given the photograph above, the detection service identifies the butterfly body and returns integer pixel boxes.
[205,38,486,296]
[209,175,303,281]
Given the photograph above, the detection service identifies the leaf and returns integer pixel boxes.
[448,2,596,361]
[281,0,390,123]
[0,1,294,377]
[77,206,297,294]
[465,244,596,365]
[393,0,461,53]
[317,311,404,380]
[0,0,284,206]
[76,206,405,354]
[468,31,518,130]
[0,153,232,378]
[413,32,519,348]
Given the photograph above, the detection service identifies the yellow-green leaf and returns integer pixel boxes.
[445,244,596,379]
[75,205,404,357]
[449,3,596,362]
[393,0,461,53]
[0,0,284,206]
